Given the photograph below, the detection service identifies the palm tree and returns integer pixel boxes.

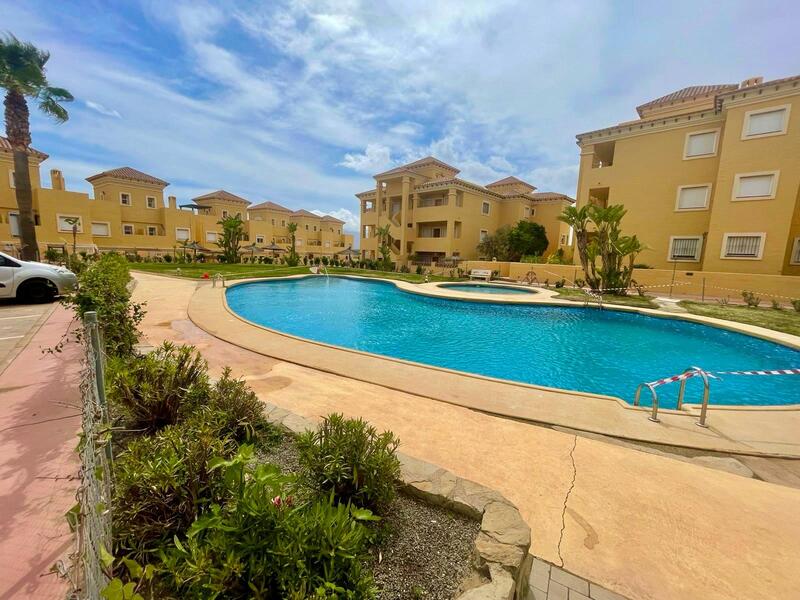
[286,222,299,266]
[375,223,392,269]
[558,205,592,283]
[1,34,73,260]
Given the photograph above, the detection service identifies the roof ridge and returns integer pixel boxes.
[0,136,49,160]
[86,166,169,186]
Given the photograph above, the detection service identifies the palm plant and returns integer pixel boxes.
[558,205,592,284]
[286,222,299,266]
[375,224,392,269]
[1,34,73,260]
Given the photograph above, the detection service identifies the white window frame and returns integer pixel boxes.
[741,104,791,140]
[255,235,265,244]
[122,223,134,236]
[146,195,157,209]
[222,210,229,219]
[720,232,766,260]
[91,221,111,237]
[479,229,489,242]
[667,235,703,262]
[175,227,191,241]
[324,241,331,248]
[146,225,158,236]
[8,169,15,189]
[120,192,132,206]
[296,238,304,246]
[481,201,491,216]
[675,184,712,211]
[205,231,218,243]
[57,213,83,233]
[791,237,800,265]
[732,170,779,201]
[683,128,720,160]
[8,211,19,236]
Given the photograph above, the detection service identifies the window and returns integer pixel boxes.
[91,222,110,237]
[791,238,800,265]
[8,170,14,188]
[668,236,702,262]
[296,238,303,246]
[733,172,778,200]
[146,196,157,209]
[176,227,191,241]
[325,241,331,248]
[743,105,790,138]
[721,233,765,259]
[305,224,309,230]
[147,225,158,236]
[592,140,615,168]
[676,185,711,211]
[560,234,567,245]
[479,229,489,242]
[684,130,718,159]
[0,255,20,267]
[57,215,83,232]
[122,224,134,235]
[222,210,229,218]
[271,219,275,226]
[256,235,265,244]
[281,220,286,227]
[524,207,530,218]
[120,193,131,206]
[8,212,19,236]
[481,201,490,215]
[206,231,218,243]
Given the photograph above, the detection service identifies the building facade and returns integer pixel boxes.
[0,145,353,259]
[357,156,573,264]
[575,74,800,275]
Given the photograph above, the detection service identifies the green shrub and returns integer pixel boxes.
[64,253,144,357]
[113,421,236,559]
[205,367,268,441]
[159,450,376,599]
[297,413,400,511]
[742,290,761,308]
[792,299,800,312]
[107,342,209,431]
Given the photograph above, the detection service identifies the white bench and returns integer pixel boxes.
[469,269,492,281]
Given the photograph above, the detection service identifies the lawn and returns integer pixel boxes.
[131,262,461,283]
[679,301,800,337]
[553,286,659,309]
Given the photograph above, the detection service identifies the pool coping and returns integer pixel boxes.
[187,273,800,457]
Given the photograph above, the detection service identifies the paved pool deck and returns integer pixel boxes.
[132,272,800,600]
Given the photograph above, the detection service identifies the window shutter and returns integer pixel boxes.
[677,186,709,209]
[737,174,773,198]
[725,235,762,257]
[747,109,786,136]
[686,132,716,156]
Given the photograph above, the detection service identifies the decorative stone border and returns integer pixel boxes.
[261,401,533,599]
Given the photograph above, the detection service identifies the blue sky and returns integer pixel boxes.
[4,1,800,233]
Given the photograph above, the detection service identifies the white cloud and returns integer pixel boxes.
[339,144,393,174]
[84,100,121,118]
[524,164,580,197]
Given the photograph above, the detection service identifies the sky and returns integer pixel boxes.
[3,1,800,235]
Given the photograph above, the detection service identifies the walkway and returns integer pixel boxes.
[133,273,800,600]
[0,306,80,599]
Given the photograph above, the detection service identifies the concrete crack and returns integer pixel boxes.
[556,434,578,567]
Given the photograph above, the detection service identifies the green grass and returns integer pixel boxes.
[131,262,460,284]
[553,287,659,309]
[679,301,800,337]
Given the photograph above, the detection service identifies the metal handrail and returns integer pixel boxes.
[677,366,711,428]
[633,382,660,422]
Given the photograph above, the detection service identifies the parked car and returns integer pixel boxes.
[0,251,78,302]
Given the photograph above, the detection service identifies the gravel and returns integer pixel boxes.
[257,431,482,599]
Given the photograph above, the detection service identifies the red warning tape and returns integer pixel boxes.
[647,367,800,387]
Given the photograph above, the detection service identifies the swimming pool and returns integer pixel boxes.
[438,283,537,295]
[226,277,800,408]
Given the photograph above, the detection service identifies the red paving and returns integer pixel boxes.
[0,306,80,599]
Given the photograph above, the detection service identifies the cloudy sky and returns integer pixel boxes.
[4,1,799,234]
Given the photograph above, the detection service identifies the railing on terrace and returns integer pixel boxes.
[416,197,448,208]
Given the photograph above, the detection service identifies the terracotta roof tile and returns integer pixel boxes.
[192,190,251,205]
[248,200,292,212]
[530,191,575,203]
[290,209,320,218]
[636,84,738,116]
[321,215,344,223]
[0,136,48,160]
[86,166,169,186]
[375,156,460,178]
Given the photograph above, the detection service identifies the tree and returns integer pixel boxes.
[375,224,392,270]
[507,221,548,261]
[476,226,512,261]
[216,214,245,263]
[1,34,73,260]
[286,222,299,266]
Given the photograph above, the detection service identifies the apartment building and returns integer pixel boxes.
[357,156,573,263]
[575,74,800,275]
[0,142,353,258]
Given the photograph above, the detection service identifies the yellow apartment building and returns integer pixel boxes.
[0,142,353,259]
[357,156,574,264]
[575,74,800,275]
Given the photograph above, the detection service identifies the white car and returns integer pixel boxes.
[0,251,78,303]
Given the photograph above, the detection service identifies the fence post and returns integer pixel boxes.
[84,312,107,415]
[701,277,706,303]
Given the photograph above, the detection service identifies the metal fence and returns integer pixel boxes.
[73,311,113,599]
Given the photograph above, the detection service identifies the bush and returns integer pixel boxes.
[792,299,800,312]
[415,265,424,275]
[771,299,782,310]
[112,420,236,559]
[159,450,376,598]
[297,413,400,511]
[63,253,144,357]
[742,290,761,308]
[205,367,268,441]
[163,253,173,263]
[107,342,209,432]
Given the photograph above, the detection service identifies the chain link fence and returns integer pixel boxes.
[73,311,113,599]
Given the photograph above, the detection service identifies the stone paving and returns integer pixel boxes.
[529,558,629,600]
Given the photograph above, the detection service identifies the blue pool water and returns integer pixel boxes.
[438,283,537,295]
[226,277,800,407]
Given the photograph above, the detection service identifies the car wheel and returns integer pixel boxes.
[18,280,57,304]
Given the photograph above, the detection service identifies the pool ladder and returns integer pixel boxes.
[321,265,329,279]
[633,366,711,427]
